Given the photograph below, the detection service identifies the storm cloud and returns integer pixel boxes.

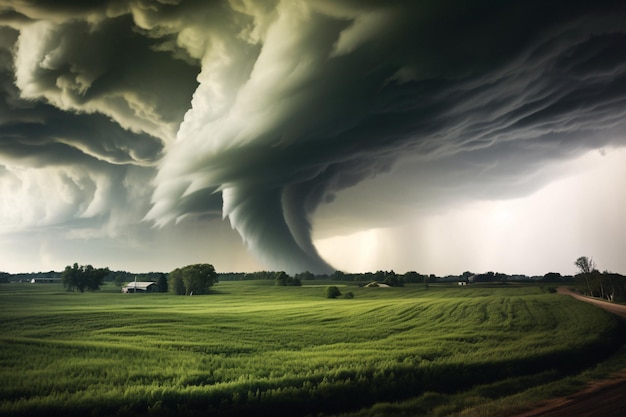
[2,0,626,274]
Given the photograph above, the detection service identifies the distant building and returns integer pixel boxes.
[30,278,62,284]
[122,281,158,293]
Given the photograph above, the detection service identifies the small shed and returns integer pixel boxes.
[122,281,158,293]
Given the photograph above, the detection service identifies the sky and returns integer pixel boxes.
[1,0,626,276]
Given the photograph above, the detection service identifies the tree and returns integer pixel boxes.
[169,268,185,295]
[325,285,341,299]
[157,273,168,293]
[403,271,425,284]
[275,271,301,287]
[295,271,315,281]
[591,269,606,299]
[373,270,386,282]
[575,256,596,295]
[603,272,626,302]
[62,263,109,293]
[169,264,218,295]
[114,274,125,287]
[383,270,403,287]
[331,270,345,281]
[275,271,289,286]
[542,272,563,283]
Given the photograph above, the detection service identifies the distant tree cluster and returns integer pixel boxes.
[467,271,510,283]
[156,273,168,293]
[169,264,218,295]
[275,271,301,287]
[219,270,312,284]
[218,270,329,282]
[332,270,432,285]
[575,256,626,301]
[62,263,110,293]
[244,271,281,280]
[294,271,316,281]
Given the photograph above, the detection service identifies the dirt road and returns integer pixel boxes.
[510,288,626,417]
[557,287,626,321]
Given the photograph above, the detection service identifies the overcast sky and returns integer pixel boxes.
[1,0,626,276]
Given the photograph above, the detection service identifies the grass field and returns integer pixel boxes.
[0,281,623,417]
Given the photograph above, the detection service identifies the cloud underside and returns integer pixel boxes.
[2,1,626,273]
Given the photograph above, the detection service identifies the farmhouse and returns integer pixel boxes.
[122,281,158,293]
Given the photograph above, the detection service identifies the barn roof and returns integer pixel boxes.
[122,281,156,290]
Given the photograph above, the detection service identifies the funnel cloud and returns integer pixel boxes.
[2,1,626,274]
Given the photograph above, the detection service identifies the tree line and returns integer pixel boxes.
[9,256,626,301]
[575,256,626,301]
[1,267,581,287]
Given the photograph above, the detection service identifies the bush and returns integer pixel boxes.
[325,286,341,299]
[343,292,354,299]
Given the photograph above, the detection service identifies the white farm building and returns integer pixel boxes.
[122,281,158,293]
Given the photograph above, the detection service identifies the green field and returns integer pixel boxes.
[0,281,623,417]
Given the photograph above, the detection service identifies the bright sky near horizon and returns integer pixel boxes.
[317,148,626,276]
[1,1,626,276]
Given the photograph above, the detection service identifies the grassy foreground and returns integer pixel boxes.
[0,281,623,417]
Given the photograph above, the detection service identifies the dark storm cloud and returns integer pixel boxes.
[13,15,199,139]
[0,4,199,238]
[3,0,626,273]
[1,44,165,166]
[0,73,155,231]
[0,12,199,167]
